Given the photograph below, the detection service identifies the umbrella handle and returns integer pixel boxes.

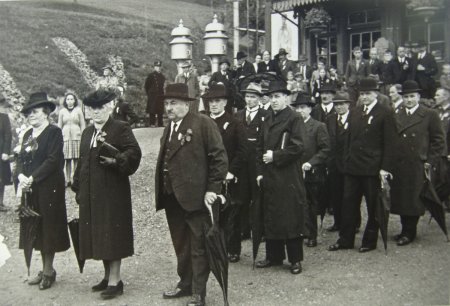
[205,202,214,225]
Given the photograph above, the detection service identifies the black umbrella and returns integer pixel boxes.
[420,166,449,241]
[18,191,41,276]
[251,188,264,269]
[375,175,391,254]
[204,197,229,306]
[68,219,85,273]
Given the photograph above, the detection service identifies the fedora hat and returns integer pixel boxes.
[264,80,290,95]
[202,84,228,100]
[400,80,422,95]
[319,83,337,94]
[163,83,195,101]
[153,60,162,67]
[83,89,117,108]
[278,48,288,56]
[236,51,247,60]
[333,92,352,104]
[358,78,379,92]
[21,92,56,114]
[219,58,231,66]
[241,82,263,96]
[298,54,308,62]
[291,93,314,107]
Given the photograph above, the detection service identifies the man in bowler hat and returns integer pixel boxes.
[155,83,228,306]
[328,78,396,253]
[291,93,330,247]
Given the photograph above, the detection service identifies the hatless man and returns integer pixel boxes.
[389,84,404,113]
[144,60,166,127]
[411,41,438,99]
[328,78,396,253]
[390,80,446,246]
[368,47,382,81]
[291,93,330,247]
[202,84,247,263]
[392,46,412,84]
[155,83,228,306]
[345,46,369,104]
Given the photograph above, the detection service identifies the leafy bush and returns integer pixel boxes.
[304,7,332,28]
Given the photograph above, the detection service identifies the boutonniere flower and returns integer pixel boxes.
[344,122,348,130]
[223,122,230,130]
[368,116,374,124]
[443,113,449,118]
[96,131,107,143]
[23,136,38,153]
[180,128,193,146]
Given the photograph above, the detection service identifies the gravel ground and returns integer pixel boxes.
[0,127,449,306]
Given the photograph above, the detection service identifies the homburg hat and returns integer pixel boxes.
[358,77,379,92]
[264,80,290,95]
[202,84,228,100]
[163,83,195,101]
[236,51,248,60]
[333,92,352,104]
[21,92,56,114]
[291,93,314,107]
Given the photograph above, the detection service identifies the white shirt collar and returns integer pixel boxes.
[406,104,420,115]
[210,111,225,120]
[171,118,183,131]
[261,103,270,110]
[338,111,349,122]
[304,116,311,123]
[364,99,378,114]
[322,103,334,113]
[246,106,259,113]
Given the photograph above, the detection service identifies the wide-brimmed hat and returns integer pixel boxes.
[202,84,228,100]
[154,60,162,67]
[219,58,231,66]
[400,80,422,95]
[319,83,337,94]
[278,48,288,56]
[291,93,314,107]
[298,54,308,62]
[83,89,117,108]
[264,80,290,95]
[163,83,196,101]
[333,92,352,104]
[358,78,379,92]
[21,92,56,114]
[236,51,247,60]
[241,82,263,96]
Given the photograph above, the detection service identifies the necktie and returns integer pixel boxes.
[169,122,178,141]
[246,112,252,125]
[407,110,411,116]
[337,115,343,126]
[363,106,368,115]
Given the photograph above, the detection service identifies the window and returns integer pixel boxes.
[350,31,382,59]
[348,9,381,26]
[316,36,337,68]
[408,22,445,61]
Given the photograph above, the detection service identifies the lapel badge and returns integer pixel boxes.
[223,122,230,130]
[178,132,182,141]
[368,115,373,125]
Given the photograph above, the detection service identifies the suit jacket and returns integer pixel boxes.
[392,57,412,84]
[311,103,336,125]
[301,117,330,182]
[208,71,233,88]
[155,112,228,212]
[345,101,396,176]
[234,60,255,80]
[277,59,297,80]
[379,60,395,85]
[257,60,279,74]
[174,72,200,99]
[368,58,382,79]
[412,52,438,92]
[211,112,247,176]
[345,59,369,86]
[328,112,350,173]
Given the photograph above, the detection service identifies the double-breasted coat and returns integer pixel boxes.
[256,107,307,239]
[0,113,12,185]
[390,106,446,216]
[144,70,166,114]
[73,117,142,260]
[18,125,70,253]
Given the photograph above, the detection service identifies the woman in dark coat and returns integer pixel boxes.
[72,89,141,299]
[0,96,12,212]
[17,92,70,290]
[255,81,307,275]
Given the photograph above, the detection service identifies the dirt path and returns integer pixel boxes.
[0,127,449,306]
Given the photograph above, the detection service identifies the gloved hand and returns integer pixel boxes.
[99,156,116,166]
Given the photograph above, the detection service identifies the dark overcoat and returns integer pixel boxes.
[390,106,446,216]
[411,52,438,98]
[256,107,307,239]
[155,112,228,212]
[144,71,166,114]
[392,57,412,84]
[18,125,70,253]
[0,113,12,185]
[311,104,336,124]
[73,118,141,260]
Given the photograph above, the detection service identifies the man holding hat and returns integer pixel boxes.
[328,77,396,253]
[235,82,268,243]
[155,83,227,306]
[208,58,235,113]
[390,80,446,246]
[144,60,166,127]
[345,46,369,103]
[202,84,247,263]
[292,93,330,247]
[175,62,200,112]
[255,80,307,274]
[276,48,297,81]
[234,51,256,80]
[411,40,438,99]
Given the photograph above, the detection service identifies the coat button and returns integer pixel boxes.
[403,134,407,137]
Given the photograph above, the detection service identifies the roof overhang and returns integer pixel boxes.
[272,0,329,12]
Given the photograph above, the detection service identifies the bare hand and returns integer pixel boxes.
[417,64,425,71]
[1,154,8,161]
[225,172,235,181]
[256,175,263,187]
[379,169,393,180]
[302,162,312,171]
[204,191,217,206]
[99,156,116,166]
[263,150,273,164]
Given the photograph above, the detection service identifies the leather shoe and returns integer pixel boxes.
[326,224,339,232]
[255,259,283,268]
[28,271,43,285]
[186,294,205,306]
[306,239,317,247]
[91,279,108,292]
[397,236,412,246]
[393,234,403,241]
[290,262,302,274]
[101,281,123,299]
[163,287,192,299]
[359,246,376,253]
[229,254,240,263]
[39,270,56,290]
[327,243,352,251]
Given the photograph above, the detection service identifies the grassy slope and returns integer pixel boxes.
[0,1,223,114]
